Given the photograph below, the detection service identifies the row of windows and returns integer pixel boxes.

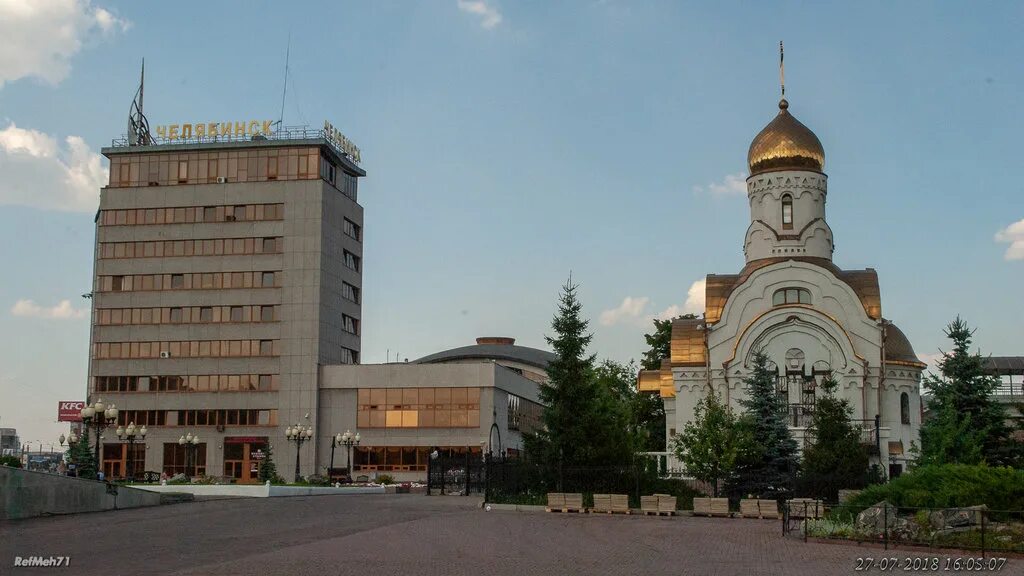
[356,387,481,429]
[343,250,361,272]
[99,204,284,227]
[343,218,361,241]
[342,282,361,304]
[162,443,207,477]
[94,374,279,393]
[98,271,279,292]
[507,394,543,433]
[353,446,482,472]
[321,158,359,202]
[110,409,278,427]
[772,288,812,306]
[98,237,282,259]
[93,339,279,359]
[109,148,321,188]
[95,305,277,326]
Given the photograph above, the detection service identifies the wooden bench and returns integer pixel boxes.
[564,493,584,513]
[693,497,730,517]
[610,493,630,514]
[590,493,612,514]
[757,499,780,520]
[641,495,659,515]
[546,492,565,512]
[655,494,676,516]
[740,498,760,518]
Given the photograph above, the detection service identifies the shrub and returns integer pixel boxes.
[306,474,331,487]
[377,474,396,485]
[0,455,22,468]
[844,464,1024,514]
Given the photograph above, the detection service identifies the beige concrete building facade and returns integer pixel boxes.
[89,130,365,482]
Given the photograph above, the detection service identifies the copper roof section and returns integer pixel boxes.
[747,99,825,176]
[670,317,706,366]
[638,370,660,393]
[704,257,882,324]
[884,322,925,367]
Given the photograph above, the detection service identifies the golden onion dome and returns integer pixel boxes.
[747,99,825,175]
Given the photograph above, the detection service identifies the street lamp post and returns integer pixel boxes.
[80,399,118,478]
[115,422,147,481]
[340,430,360,479]
[178,433,200,478]
[58,431,80,476]
[285,425,313,482]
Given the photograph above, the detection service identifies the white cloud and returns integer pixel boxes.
[995,218,1024,261]
[0,122,106,212]
[457,0,502,29]
[599,296,650,326]
[693,172,748,196]
[0,0,130,87]
[11,299,89,320]
[599,279,706,327]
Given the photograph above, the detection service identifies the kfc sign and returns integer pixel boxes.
[58,401,85,422]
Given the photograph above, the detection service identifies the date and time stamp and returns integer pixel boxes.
[854,557,1011,572]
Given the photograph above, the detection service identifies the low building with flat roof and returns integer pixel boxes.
[317,337,552,481]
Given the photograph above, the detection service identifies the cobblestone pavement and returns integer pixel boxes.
[1,495,1010,576]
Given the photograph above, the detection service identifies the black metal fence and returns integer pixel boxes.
[782,501,1024,556]
[425,450,486,495]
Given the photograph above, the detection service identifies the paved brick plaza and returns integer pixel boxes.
[0,495,1003,576]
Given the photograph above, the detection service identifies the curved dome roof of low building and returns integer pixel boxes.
[747,99,825,176]
[414,337,558,371]
[885,322,925,367]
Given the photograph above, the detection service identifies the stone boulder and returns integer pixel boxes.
[928,505,987,530]
[856,501,897,535]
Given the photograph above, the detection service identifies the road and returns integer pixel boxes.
[0,495,1007,575]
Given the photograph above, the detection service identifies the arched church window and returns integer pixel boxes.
[772,288,811,306]
[900,392,910,425]
[781,194,794,230]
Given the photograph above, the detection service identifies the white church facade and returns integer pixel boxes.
[639,96,926,479]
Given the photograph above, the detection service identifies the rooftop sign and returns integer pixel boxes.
[323,120,361,164]
[155,120,274,140]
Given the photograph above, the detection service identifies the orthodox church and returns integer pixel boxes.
[639,92,926,478]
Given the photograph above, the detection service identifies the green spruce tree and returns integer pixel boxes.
[258,443,279,483]
[729,351,799,499]
[673,389,747,497]
[67,429,97,479]
[799,376,870,501]
[919,317,1019,467]
[524,276,632,482]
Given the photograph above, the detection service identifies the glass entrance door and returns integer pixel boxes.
[224,437,268,483]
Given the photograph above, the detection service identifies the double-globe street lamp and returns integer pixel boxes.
[329,430,360,481]
[57,431,79,475]
[178,433,201,478]
[115,422,147,481]
[80,399,118,477]
[285,424,313,482]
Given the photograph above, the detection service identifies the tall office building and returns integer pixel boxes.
[89,122,365,481]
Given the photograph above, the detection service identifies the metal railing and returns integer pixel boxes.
[782,501,1024,557]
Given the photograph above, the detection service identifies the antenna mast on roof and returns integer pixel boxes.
[274,33,291,133]
[127,59,152,146]
[779,41,785,99]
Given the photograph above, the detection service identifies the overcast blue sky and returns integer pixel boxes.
[1,1,1021,446]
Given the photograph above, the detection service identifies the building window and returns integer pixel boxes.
[169,307,183,323]
[772,287,811,306]
[342,314,358,335]
[344,219,361,241]
[357,387,481,429]
[230,306,243,322]
[900,392,910,425]
[177,160,188,183]
[343,250,360,272]
[782,194,793,230]
[199,307,213,322]
[342,282,360,303]
[261,271,276,287]
[163,443,206,477]
[111,276,124,291]
[170,274,185,289]
[259,340,273,356]
[341,347,359,364]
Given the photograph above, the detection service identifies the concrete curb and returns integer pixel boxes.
[481,502,696,517]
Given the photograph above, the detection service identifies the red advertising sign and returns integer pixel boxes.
[58,401,85,422]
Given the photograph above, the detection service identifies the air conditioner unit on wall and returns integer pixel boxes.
[216,176,227,184]
[159,351,170,359]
